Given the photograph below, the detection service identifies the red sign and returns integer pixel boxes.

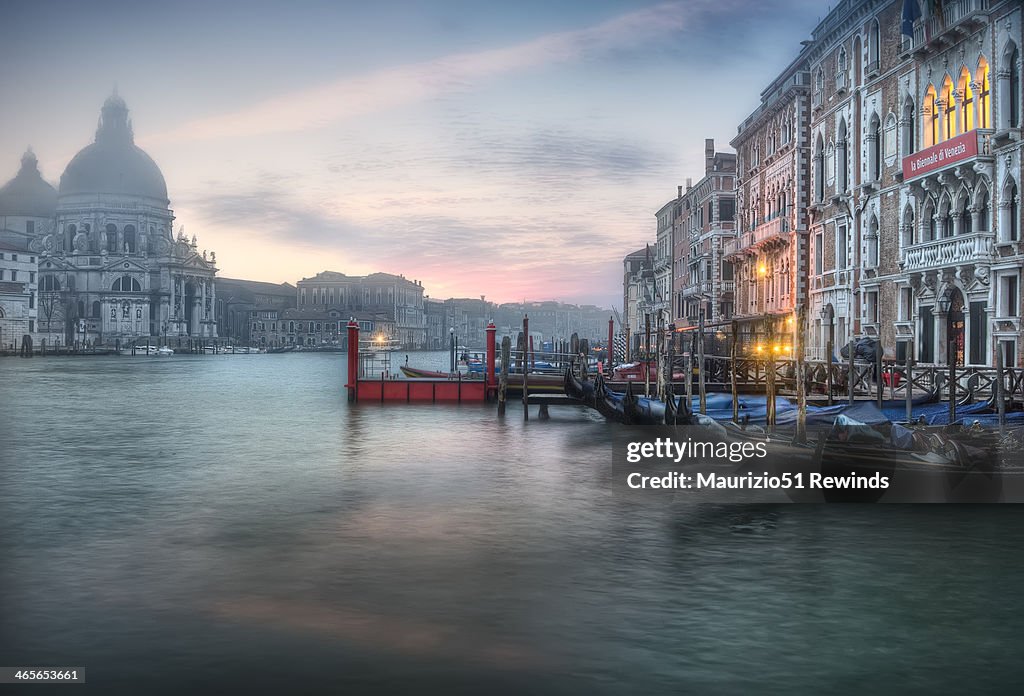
[902,129,979,180]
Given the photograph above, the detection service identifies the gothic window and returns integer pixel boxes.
[837,118,848,191]
[978,189,990,231]
[867,19,880,73]
[902,98,916,156]
[941,194,954,238]
[1008,181,1020,242]
[868,114,881,181]
[902,205,915,247]
[814,135,824,202]
[1007,44,1020,128]
[884,113,897,163]
[960,195,972,235]
[942,77,955,141]
[959,68,974,133]
[924,85,939,147]
[826,142,835,186]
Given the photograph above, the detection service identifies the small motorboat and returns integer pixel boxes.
[156,346,174,356]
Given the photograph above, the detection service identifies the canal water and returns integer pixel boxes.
[1,352,1022,694]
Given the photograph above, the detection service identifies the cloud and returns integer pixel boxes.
[141,0,724,145]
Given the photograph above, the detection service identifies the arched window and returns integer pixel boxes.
[106,223,118,253]
[40,275,61,292]
[1007,44,1021,129]
[942,77,955,141]
[111,275,141,292]
[959,68,974,133]
[901,98,916,156]
[837,118,848,191]
[814,135,824,202]
[77,300,85,318]
[1007,180,1020,242]
[978,189,990,231]
[289,321,295,333]
[124,225,136,253]
[940,194,954,238]
[868,114,881,181]
[960,195,972,235]
[924,199,937,242]
[924,85,938,147]
[902,205,915,247]
[867,214,879,267]
[978,57,991,129]
[92,300,101,318]
[867,20,880,73]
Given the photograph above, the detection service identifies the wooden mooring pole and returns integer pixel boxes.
[698,314,706,415]
[795,307,806,444]
[730,320,739,424]
[948,339,956,425]
[875,344,883,411]
[644,313,651,398]
[826,338,834,406]
[996,345,1006,435]
[522,315,529,421]
[847,339,855,406]
[905,351,913,423]
[498,336,510,416]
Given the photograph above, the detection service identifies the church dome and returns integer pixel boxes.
[58,93,168,203]
[0,148,58,218]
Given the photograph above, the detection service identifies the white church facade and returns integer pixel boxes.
[0,93,217,347]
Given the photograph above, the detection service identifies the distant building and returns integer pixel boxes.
[653,193,679,328]
[622,247,655,355]
[261,307,394,348]
[296,271,426,348]
[0,94,218,347]
[215,277,295,345]
[0,236,38,349]
[673,140,737,327]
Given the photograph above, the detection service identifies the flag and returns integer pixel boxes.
[901,0,921,38]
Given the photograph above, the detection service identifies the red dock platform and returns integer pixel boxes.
[345,320,496,403]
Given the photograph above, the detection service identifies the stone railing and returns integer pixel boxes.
[900,231,995,271]
[910,0,989,53]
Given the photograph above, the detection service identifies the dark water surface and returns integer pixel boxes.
[1,352,1022,695]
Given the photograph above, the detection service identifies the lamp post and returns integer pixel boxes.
[449,327,455,373]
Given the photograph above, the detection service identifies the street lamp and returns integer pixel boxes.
[936,294,951,314]
[449,327,455,372]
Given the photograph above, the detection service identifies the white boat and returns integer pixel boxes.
[156,346,174,356]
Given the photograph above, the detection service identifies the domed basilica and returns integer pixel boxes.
[0,92,218,346]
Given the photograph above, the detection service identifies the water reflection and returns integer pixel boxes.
[1,354,1022,694]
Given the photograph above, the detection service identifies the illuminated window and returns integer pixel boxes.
[942,78,955,141]
[960,68,974,133]
[977,57,990,129]
[924,86,938,147]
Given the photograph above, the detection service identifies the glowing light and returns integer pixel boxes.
[758,264,767,276]
[786,315,795,326]
[755,344,764,353]
[773,344,781,353]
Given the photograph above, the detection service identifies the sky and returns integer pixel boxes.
[0,0,827,308]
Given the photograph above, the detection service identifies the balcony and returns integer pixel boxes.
[899,231,995,272]
[834,71,847,94]
[902,128,993,183]
[724,215,791,259]
[908,0,989,56]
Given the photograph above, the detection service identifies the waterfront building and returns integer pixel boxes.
[672,140,738,328]
[623,246,655,355]
[653,194,678,330]
[270,307,394,348]
[800,0,1023,367]
[215,277,295,345]
[725,53,812,351]
[296,271,426,349]
[0,236,38,350]
[0,94,218,347]
[423,297,447,349]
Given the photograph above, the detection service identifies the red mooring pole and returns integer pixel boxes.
[485,320,497,396]
[346,319,360,402]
